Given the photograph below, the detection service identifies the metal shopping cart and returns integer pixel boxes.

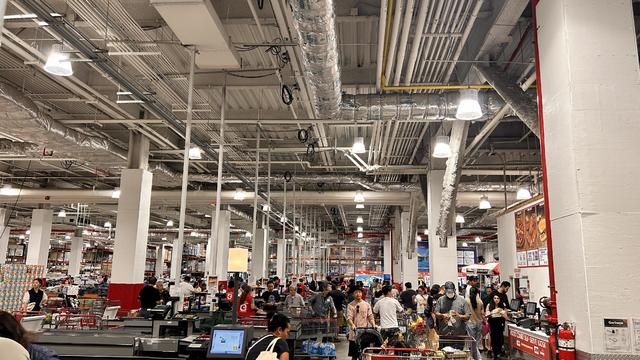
[362,347,445,360]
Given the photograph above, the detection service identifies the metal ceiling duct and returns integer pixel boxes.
[290,0,342,119]
[341,93,506,121]
[0,139,39,154]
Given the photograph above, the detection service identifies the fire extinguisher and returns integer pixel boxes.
[557,322,575,360]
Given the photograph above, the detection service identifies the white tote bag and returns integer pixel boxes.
[248,336,280,360]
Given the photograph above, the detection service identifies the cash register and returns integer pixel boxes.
[515,301,539,330]
[206,325,253,359]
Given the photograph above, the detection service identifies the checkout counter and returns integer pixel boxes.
[506,299,552,360]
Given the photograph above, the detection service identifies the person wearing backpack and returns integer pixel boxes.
[245,313,291,360]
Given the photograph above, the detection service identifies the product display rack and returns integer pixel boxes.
[0,264,46,312]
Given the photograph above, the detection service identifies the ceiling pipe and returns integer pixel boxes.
[392,0,415,85]
[0,139,39,154]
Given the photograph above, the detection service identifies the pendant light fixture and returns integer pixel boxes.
[357,232,363,238]
[104,221,112,228]
[516,186,532,200]
[57,209,66,217]
[233,188,246,201]
[423,228,428,235]
[455,214,465,223]
[166,219,174,227]
[0,184,15,196]
[479,194,492,209]
[356,216,364,224]
[354,190,365,203]
[475,236,482,243]
[111,188,121,199]
[356,203,365,209]
[188,146,202,160]
[432,136,452,158]
[356,226,363,232]
[462,242,469,247]
[351,137,366,154]
[26,230,31,235]
[262,204,270,211]
[455,89,483,120]
[44,44,73,76]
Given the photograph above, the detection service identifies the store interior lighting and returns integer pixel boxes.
[301,232,307,237]
[262,204,270,211]
[354,190,365,203]
[355,203,365,209]
[190,231,198,237]
[432,136,452,158]
[111,188,121,199]
[57,209,66,218]
[294,225,299,231]
[188,146,202,160]
[356,216,363,224]
[479,195,492,209]
[166,220,174,227]
[517,187,532,200]
[462,242,469,247]
[475,236,482,243]
[104,221,112,228]
[233,188,246,201]
[351,137,366,154]
[455,89,483,120]
[25,230,31,235]
[161,237,167,241]
[423,228,428,235]
[0,184,17,196]
[357,232,363,238]
[456,214,465,223]
[43,44,73,76]
[356,226,363,232]
[64,235,71,240]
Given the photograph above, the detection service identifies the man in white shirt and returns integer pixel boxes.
[465,276,478,299]
[373,285,404,346]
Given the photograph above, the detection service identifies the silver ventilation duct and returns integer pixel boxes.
[0,139,39,154]
[290,0,342,119]
[341,93,506,121]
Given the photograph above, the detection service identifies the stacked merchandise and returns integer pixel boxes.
[0,264,46,312]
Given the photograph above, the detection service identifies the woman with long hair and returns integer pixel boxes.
[0,311,59,359]
[465,287,484,358]
[486,294,508,359]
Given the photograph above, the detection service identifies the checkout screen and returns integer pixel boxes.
[209,329,245,355]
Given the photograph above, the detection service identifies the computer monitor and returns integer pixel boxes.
[510,299,523,312]
[525,302,538,316]
[152,319,192,338]
[207,326,252,359]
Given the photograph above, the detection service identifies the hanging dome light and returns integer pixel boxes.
[25,230,31,235]
[294,225,299,231]
[64,235,71,240]
[351,137,366,154]
[475,236,482,243]
[356,226,363,232]
[432,136,452,158]
[280,216,286,223]
[479,195,492,209]
[44,44,73,76]
[233,188,246,201]
[354,190,365,203]
[262,204,270,211]
[355,203,365,209]
[357,232,363,238]
[423,228,428,235]
[188,146,202,160]
[415,235,421,241]
[190,231,198,237]
[462,242,469,247]
[111,188,121,199]
[19,234,25,240]
[104,221,112,228]
[301,232,307,237]
[57,209,66,218]
[516,187,532,200]
[356,216,364,224]
[161,237,167,241]
[456,89,483,120]
[166,219,174,227]
[455,214,465,223]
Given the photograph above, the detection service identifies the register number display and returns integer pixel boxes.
[209,329,245,355]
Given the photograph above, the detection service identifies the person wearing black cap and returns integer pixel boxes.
[434,281,471,337]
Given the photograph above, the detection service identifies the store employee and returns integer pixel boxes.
[22,278,48,312]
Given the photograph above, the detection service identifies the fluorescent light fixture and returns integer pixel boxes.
[280,216,286,223]
[357,232,363,238]
[301,232,307,237]
[456,89,483,120]
[356,216,363,224]
[354,190,365,203]
[205,214,211,218]
[356,226,363,232]
[19,234,25,239]
[115,99,144,104]
[262,204,270,211]
[475,236,481,243]
[351,137,366,154]
[432,135,452,158]
[233,188,246,201]
[44,44,73,76]
[3,13,61,20]
[188,146,202,160]
[111,188,121,199]
[161,237,167,241]
[104,221,112,228]
[415,235,421,241]
[245,232,252,238]
[479,194,492,209]
[294,225,299,231]
[462,242,469,247]
[423,228,428,235]
[57,209,66,217]
[116,91,133,96]
[190,231,198,236]
[64,235,71,240]
[0,184,18,196]
[516,187,532,200]
[455,214,465,223]
[166,219,174,227]
[25,230,31,235]
[355,203,365,209]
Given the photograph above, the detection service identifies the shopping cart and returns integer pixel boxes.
[300,317,338,339]
[362,347,444,360]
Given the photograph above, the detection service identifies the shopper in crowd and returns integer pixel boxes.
[399,282,417,311]
[489,281,511,310]
[434,281,471,336]
[481,285,492,304]
[486,294,508,359]
[308,274,318,292]
[373,285,404,346]
[139,277,161,314]
[0,311,60,359]
[309,283,337,318]
[284,285,305,308]
[245,313,291,360]
[262,281,281,304]
[155,281,171,305]
[22,278,48,312]
[415,286,428,316]
[465,276,479,298]
[238,284,259,317]
[466,287,484,359]
[179,275,197,297]
[347,288,376,360]
[330,283,347,334]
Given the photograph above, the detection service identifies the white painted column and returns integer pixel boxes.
[391,212,402,282]
[276,235,286,279]
[383,234,392,275]
[155,246,163,278]
[250,228,268,282]
[172,238,182,277]
[111,169,153,283]
[213,210,230,280]
[537,0,640,354]
[67,229,83,277]
[26,209,53,266]
[0,208,11,264]
[427,170,457,286]
[400,211,418,286]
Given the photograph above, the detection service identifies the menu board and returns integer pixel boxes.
[515,202,548,268]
